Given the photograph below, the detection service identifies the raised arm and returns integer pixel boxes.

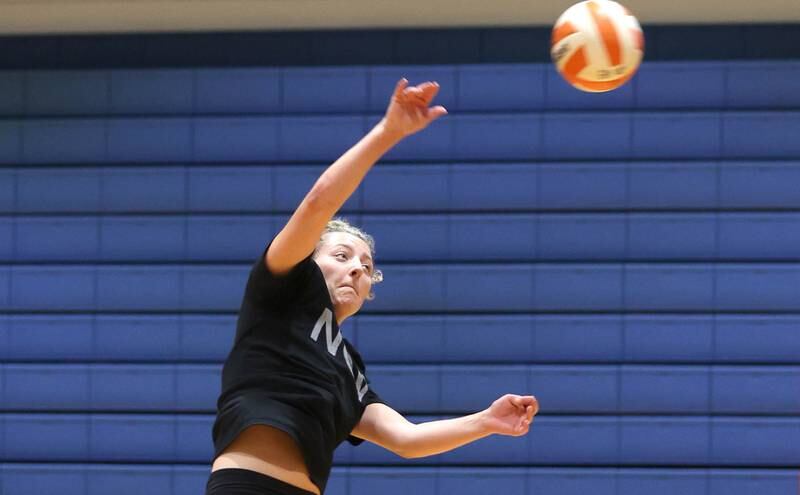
[266,79,447,276]
[351,395,538,459]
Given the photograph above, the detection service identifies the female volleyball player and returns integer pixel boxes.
[206,79,539,495]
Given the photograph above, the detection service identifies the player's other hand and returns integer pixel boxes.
[480,394,539,437]
[379,78,448,139]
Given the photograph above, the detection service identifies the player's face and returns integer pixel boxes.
[313,232,374,323]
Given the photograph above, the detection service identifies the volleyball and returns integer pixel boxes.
[550,0,644,92]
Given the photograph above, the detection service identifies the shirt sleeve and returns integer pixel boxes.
[346,343,387,446]
[244,241,315,308]
[346,388,387,446]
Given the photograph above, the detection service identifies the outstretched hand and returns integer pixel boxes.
[481,394,539,437]
[380,79,448,138]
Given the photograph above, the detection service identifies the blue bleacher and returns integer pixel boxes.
[2,59,800,494]
[3,262,800,312]
[2,62,798,117]
[3,363,799,414]
[2,413,799,466]
[2,314,800,363]
[5,112,800,164]
[6,363,800,415]
[5,161,800,214]
[4,212,800,262]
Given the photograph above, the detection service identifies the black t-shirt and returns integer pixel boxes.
[212,244,384,493]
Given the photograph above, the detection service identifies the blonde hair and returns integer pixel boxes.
[321,218,376,259]
[315,218,383,300]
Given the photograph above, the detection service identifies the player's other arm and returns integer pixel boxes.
[351,395,538,459]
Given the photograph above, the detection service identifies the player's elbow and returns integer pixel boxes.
[394,444,417,459]
[392,424,422,459]
[396,444,432,459]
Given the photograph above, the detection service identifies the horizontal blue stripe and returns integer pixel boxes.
[1,364,798,415]
[1,263,799,312]
[1,414,797,466]
[2,112,800,165]
[3,314,798,364]
[3,162,799,214]
[2,62,799,117]
[3,212,800,262]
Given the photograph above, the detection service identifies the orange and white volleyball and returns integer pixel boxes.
[551,0,644,92]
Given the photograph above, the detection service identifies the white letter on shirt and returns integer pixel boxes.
[355,370,368,401]
[342,345,355,377]
[310,308,342,356]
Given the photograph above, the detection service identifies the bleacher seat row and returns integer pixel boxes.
[1,262,799,311]
[2,363,799,414]
[0,62,797,117]
[3,314,799,363]
[1,212,800,262]
[1,112,800,165]
[3,162,800,214]
[1,413,798,465]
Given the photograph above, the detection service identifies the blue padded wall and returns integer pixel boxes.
[1,56,800,495]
